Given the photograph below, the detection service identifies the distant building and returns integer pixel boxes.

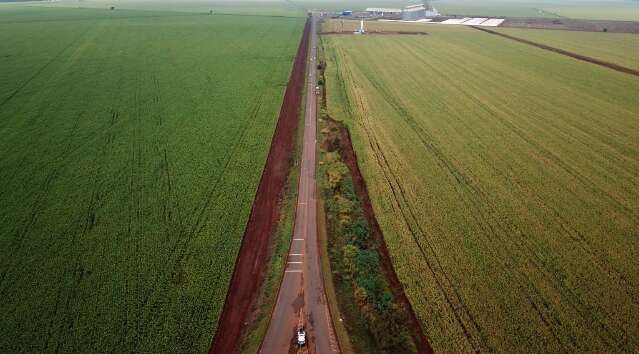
[365,7,402,16]
[401,3,440,20]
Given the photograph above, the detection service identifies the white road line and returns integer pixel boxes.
[293,238,304,241]
[285,270,302,273]
[289,253,304,256]
[288,261,303,264]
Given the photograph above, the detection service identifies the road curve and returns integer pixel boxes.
[260,14,340,354]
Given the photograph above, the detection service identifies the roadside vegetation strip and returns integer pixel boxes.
[318,116,433,354]
[0,9,304,354]
[209,17,310,354]
[473,26,639,76]
[317,54,432,353]
[322,28,639,353]
[317,194,356,354]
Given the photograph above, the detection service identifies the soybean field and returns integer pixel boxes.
[0,6,303,353]
[322,26,639,353]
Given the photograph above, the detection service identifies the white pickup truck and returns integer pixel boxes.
[296,327,307,347]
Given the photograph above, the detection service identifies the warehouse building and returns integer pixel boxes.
[401,3,440,20]
[365,7,402,16]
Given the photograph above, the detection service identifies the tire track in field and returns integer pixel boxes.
[401,37,639,297]
[401,35,639,273]
[173,91,265,267]
[440,114,628,351]
[0,12,205,25]
[360,74,492,350]
[350,41,589,351]
[0,106,112,294]
[2,101,122,349]
[333,48,486,353]
[42,104,126,352]
[128,90,267,326]
[414,35,639,266]
[162,34,271,267]
[113,49,267,347]
[373,45,624,350]
[409,37,639,178]
[436,81,639,350]
[449,78,639,314]
[333,44,484,352]
[0,25,92,112]
[363,39,636,351]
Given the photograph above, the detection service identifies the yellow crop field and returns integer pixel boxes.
[321,27,639,353]
[494,27,639,72]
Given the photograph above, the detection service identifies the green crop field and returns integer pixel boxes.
[0,6,303,353]
[432,0,639,20]
[26,0,639,20]
[494,27,639,72]
[322,26,639,353]
[25,0,306,17]
[435,0,560,18]
[296,0,631,19]
[541,3,639,21]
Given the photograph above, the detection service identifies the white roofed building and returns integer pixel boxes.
[401,3,440,20]
[366,7,402,15]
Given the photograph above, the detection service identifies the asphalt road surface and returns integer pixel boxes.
[260,14,340,354]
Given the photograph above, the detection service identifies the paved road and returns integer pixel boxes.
[260,15,340,354]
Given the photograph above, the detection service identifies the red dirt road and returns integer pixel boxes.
[260,15,340,354]
[209,18,310,354]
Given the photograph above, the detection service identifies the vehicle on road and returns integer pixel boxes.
[296,327,307,347]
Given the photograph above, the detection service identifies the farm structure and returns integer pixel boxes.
[402,3,440,20]
[365,7,402,16]
[321,24,639,353]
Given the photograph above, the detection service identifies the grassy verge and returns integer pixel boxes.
[317,185,355,354]
[317,119,419,354]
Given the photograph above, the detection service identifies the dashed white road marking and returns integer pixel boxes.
[288,261,303,264]
[289,253,304,256]
[293,238,305,241]
[285,270,302,273]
